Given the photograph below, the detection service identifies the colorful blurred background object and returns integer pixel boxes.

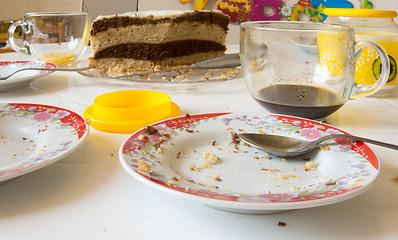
[179,0,374,23]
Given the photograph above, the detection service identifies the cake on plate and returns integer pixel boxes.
[88,10,230,72]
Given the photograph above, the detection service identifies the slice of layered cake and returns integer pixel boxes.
[89,10,230,72]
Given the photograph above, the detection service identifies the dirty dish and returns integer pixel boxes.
[0,61,57,92]
[0,103,89,182]
[119,112,380,214]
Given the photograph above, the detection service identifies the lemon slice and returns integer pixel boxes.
[38,52,76,65]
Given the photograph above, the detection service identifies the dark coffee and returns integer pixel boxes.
[254,84,344,119]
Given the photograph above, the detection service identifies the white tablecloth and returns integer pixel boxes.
[1,51,398,240]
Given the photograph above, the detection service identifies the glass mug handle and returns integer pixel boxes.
[350,41,389,98]
[7,21,29,54]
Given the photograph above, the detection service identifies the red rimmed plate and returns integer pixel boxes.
[119,112,379,214]
[0,103,89,182]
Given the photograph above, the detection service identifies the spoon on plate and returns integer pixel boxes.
[238,133,398,157]
[0,66,92,80]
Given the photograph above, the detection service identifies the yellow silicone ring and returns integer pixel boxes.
[92,90,171,121]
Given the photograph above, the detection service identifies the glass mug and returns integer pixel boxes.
[240,21,389,120]
[7,12,90,66]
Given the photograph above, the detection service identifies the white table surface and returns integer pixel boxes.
[0,51,398,240]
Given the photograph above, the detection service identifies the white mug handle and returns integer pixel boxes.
[350,41,389,98]
[7,21,29,54]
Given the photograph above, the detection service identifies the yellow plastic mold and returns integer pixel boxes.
[84,90,180,133]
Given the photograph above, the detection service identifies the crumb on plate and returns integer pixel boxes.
[302,161,318,172]
[190,164,200,172]
[143,125,159,135]
[202,152,220,168]
[138,160,152,173]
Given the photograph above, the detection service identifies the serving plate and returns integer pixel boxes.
[0,61,57,92]
[0,103,89,182]
[78,67,241,89]
[119,112,380,214]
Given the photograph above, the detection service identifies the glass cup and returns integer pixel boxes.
[7,12,90,66]
[240,21,389,120]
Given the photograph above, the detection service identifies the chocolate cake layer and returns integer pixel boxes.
[91,11,229,36]
[92,40,226,61]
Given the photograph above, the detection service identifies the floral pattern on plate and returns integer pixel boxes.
[120,112,379,213]
[0,103,88,182]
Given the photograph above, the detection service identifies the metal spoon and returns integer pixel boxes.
[0,66,92,80]
[238,133,398,157]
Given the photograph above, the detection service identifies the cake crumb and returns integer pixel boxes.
[281,158,290,164]
[325,181,336,186]
[261,168,280,173]
[202,152,220,168]
[320,146,330,151]
[392,176,398,183]
[231,132,240,144]
[214,176,222,181]
[277,221,287,227]
[288,175,301,179]
[157,147,164,154]
[138,160,152,173]
[143,125,159,135]
[171,176,184,181]
[302,161,318,172]
[276,173,288,181]
[172,176,179,181]
[190,164,200,172]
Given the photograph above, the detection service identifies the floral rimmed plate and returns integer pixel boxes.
[78,67,241,89]
[119,112,380,214]
[0,103,89,182]
[0,61,57,92]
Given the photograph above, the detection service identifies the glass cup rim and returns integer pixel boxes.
[24,11,89,17]
[241,21,353,32]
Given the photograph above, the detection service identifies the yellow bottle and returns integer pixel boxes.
[324,8,398,97]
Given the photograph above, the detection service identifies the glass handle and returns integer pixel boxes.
[350,41,389,98]
[7,21,28,54]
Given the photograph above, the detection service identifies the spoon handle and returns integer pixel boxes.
[0,66,92,80]
[192,53,241,69]
[317,134,398,151]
